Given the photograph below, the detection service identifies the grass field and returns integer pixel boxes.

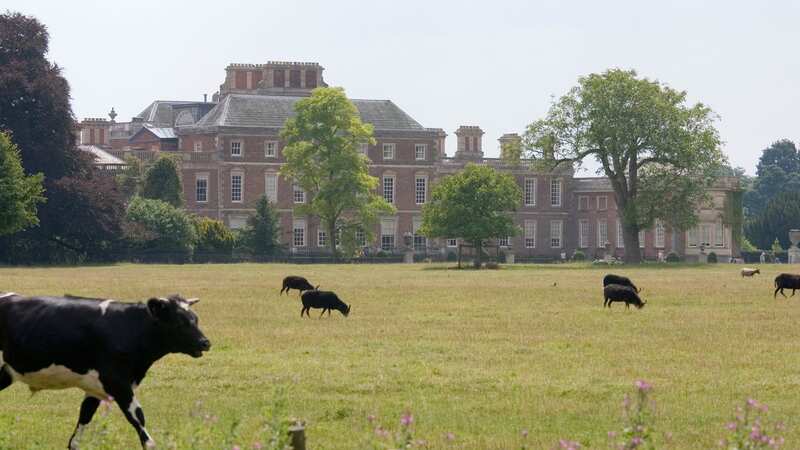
[0,262,799,449]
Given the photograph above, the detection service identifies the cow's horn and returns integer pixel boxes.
[186,298,200,305]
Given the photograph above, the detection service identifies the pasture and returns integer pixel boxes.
[0,262,799,449]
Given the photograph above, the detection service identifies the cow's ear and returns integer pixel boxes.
[147,298,171,320]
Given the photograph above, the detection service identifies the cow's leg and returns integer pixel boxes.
[793,289,797,297]
[110,387,154,449]
[67,396,101,450]
[0,367,12,391]
[319,309,326,318]
[301,307,306,317]
[780,288,787,298]
[775,287,781,298]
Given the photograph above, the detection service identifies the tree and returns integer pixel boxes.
[744,140,800,217]
[280,87,395,260]
[115,155,147,200]
[193,216,235,262]
[0,12,87,179]
[745,191,800,250]
[420,164,522,268]
[522,69,725,263]
[125,197,196,262]
[240,195,281,259]
[0,132,45,235]
[141,155,183,207]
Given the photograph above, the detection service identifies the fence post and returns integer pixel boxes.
[288,424,306,450]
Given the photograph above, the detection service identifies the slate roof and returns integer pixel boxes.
[144,126,177,139]
[192,94,426,131]
[573,177,613,192]
[136,101,197,125]
[78,145,125,165]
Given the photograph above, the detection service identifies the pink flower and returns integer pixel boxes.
[232,446,241,450]
[726,422,737,431]
[635,380,652,392]
[445,432,456,441]
[608,431,617,439]
[252,443,263,450]
[367,414,376,423]
[521,429,529,438]
[400,412,414,427]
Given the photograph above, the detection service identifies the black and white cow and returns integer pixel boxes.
[0,292,211,449]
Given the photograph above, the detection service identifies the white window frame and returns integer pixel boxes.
[380,218,396,251]
[230,172,243,203]
[597,219,608,248]
[655,220,665,248]
[293,184,306,204]
[715,221,725,248]
[382,143,395,160]
[497,236,510,248]
[446,238,458,248]
[616,221,624,248]
[293,219,306,248]
[701,224,713,247]
[195,174,208,203]
[638,229,646,248]
[359,143,369,155]
[415,144,426,161]
[524,220,536,248]
[550,179,562,207]
[355,229,366,247]
[578,196,589,211]
[413,217,426,251]
[193,141,202,153]
[688,227,698,248]
[318,229,328,248]
[550,220,563,248]
[579,220,590,248]
[383,175,395,204]
[264,141,277,158]
[415,175,427,205]
[230,140,242,157]
[524,178,537,207]
[597,196,608,211]
[265,172,278,204]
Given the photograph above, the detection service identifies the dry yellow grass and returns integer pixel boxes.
[0,262,798,449]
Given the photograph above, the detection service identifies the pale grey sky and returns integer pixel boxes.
[10,0,800,175]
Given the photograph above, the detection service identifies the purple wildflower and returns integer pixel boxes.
[635,380,652,392]
[400,412,414,427]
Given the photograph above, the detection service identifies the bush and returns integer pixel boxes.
[665,252,681,263]
[240,195,281,259]
[141,155,184,207]
[707,251,718,263]
[194,217,235,262]
[572,250,586,261]
[125,196,196,263]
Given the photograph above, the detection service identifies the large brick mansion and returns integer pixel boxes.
[78,61,740,261]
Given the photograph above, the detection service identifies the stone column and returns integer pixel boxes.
[788,229,800,263]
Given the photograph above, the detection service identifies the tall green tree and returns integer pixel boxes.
[420,164,522,269]
[522,69,725,263]
[0,132,45,235]
[115,155,147,200]
[744,139,800,217]
[280,87,394,260]
[240,195,281,259]
[141,155,183,207]
[745,191,800,250]
[125,196,196,263]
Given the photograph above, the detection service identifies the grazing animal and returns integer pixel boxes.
[300,290,351,318]
[280,276,318,295]
[602,274,641,293]
[0,293,210,449]
[740,268,761,277]
[603,284,646,309]
[774,273,800,298]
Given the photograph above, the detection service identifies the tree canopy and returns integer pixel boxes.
[0,132,45,236]
[522,69,725,262]
[745,191,800,251]
[141,155,184,207]
[420,164,521,268]
[280,87,394,259]
[240,195,282,259]
[744,139,800,217]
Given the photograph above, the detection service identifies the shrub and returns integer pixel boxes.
[666,252,681,263]
[240,195,281,259]
[707,251,718,263]
[194,217,235,262]
[125,196,196,263]
[572,250,586,261]
[141,155,184,207]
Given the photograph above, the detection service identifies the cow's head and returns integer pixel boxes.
[147,294,211,358]
[636,298,647,309]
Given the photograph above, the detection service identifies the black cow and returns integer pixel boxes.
[0,292,210,449]
[603,274,641,293]
[300,290,351,318]
[774,273,800,298]
[280,276,318,296]
[603,284,646,309]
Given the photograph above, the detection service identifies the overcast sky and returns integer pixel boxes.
[9,0,800,175]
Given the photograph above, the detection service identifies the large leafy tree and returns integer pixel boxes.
[745,191,800,250]
[522,69,725,263]
[0,132,45,235]
[240,195,282,259]
[125,197,196,263]
[141,155,184,207]
[280,87,394,260]
[744,139,800,217]
[420,164,522,268]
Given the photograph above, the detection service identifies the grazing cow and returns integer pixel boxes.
[280,276,318,296]
[740,268,761,277]
[774,273,800,298]
[300,290,350,318]
[0,292,210,449]
[602,274,641,293]
[603,284,646,309]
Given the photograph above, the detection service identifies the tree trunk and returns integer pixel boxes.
[473,240,482,269]
[622,225,642,264]
[328,221,338,263]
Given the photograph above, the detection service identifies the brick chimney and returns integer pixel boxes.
[498,133,522,161]
[219,61,327,97]
[454,126,484,161]
[79,118,111,147]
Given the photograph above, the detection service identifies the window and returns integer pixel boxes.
[415,144,426,160]
[318,230,327,247]
[524,220,536,248]
[597,196,608,211]
[380,218,396,251]
[579,220,590,248]
[639,229,646,248]
[230,141,242,157]
[550,220,563,248]
[231,173,243,202]
[382,143,395,160]
[447,238,458,248]
[688,227,698,247]
[265,173,278,203]
[293,219,306,247]
[550,179,561,207]
[383,176,395,204]
[655,220,665,248]
[264,141,277,158]
[415,176,427,205]
[715,221,725,247]
[359,143,369,155]
[355,229,366,247]
[413,217,426,251]
[289,69,301,88]
[616,221,624,248]
[597,219,608,248]
[524,178,537,206]
[498,236,510,247]
[193,141,202,152]
[701,224,712,247]
[195,175,208,203]
[578,196,589,211]
[293,184,305,204]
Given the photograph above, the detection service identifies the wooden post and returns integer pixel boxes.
[457,243,462,269]
[288,424,306,450]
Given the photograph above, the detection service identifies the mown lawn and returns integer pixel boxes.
[0,262,798,449]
